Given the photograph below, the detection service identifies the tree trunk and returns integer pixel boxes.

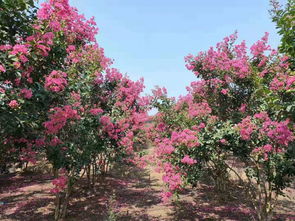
[61,182,71,219]
[53,168,61,221]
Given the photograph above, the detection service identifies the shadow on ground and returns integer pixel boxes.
[0,163,295,221]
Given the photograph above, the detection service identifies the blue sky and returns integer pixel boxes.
[67,0,283,98]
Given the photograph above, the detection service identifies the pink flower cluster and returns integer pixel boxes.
[270,73,295,91]
[261,119,294,146]
[185,33,251,79]
[66,44,111,68]
[0,64,6,72]
[171,129,199,148]
[119,135,134,154]
[37,0,98,43]
[162,162,182,191]
[89,108,103,116]
[160,191,173,203]
[152,86,167,98]
[105,68,123,82]
[115,78,145,111]
[221,88,229,95]
[99,115,119,139]
[220,139,227,144]
[44,105,80,134]
[250,32,270,57]
[20,88,33,99]
[51,175,68,193]
[49,137,63,146]
[239,104,247,113]
[45,70,68,92]
[181,155,197,165]
[8,100,19,109]
[240,112,294,147]
[188,101,212,118]
[10,44,29,56]
[236,116,256,140]
[186,80,207,97]
[131,112,149,129]
[155,139,175,156]
[176,95,211,118]
[35,138,46,147]
[254,111,269,121]
[252,144,276,161]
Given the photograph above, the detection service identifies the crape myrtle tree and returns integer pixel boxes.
[0,0,149,219]
[152,33,295,220]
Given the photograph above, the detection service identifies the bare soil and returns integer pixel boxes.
[0,160,294,221]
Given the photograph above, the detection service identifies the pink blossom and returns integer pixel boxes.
[10,44,29,55]
[100,115,111,125]
[177,95,211,118]
[94,72,103,84]
[221,88,229,95]
[237,116,256,140]
[100,115,119,139]
[239,104,247,113]
[45,70,68,92]
[250,32,270,57]
[19,55,28,63]
[262,119,294,146]
[220,139,227,144]
[51,175,68,193]
[49,137,63,146]
[263,144,272,152]
[160,162,183,191]
[35,138,46,147]
[66,45,76,53]
[156,139,175,156]
[181,155,197,165]
[42,32,55,41]
[13,62,21,69]
[89,108,103,115]
[152,86,167,97]
[270,73,295,91]
[44,106,80,134]
[119,136,133,150]
[0,64,6,72]
[20,88,33,99]
[0,44,12,51]
[70,92,81,101]
[171,129,199,148]
[36,44,50,56]
[8,100,19,108]
[105,68,122,82]
[254,112,269,121]
[252,144,274,161]
[160,191,173,203]
[15,78,21,87]
[185,33,251,79]
[157,122,166,132]
[187,80,207,97]
[37,2,51,20]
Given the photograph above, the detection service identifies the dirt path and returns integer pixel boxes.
[0,151,295,220]
[0,157,171,221]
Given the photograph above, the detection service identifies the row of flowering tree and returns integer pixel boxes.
[151,30,295,220]
[0,0,149,220]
